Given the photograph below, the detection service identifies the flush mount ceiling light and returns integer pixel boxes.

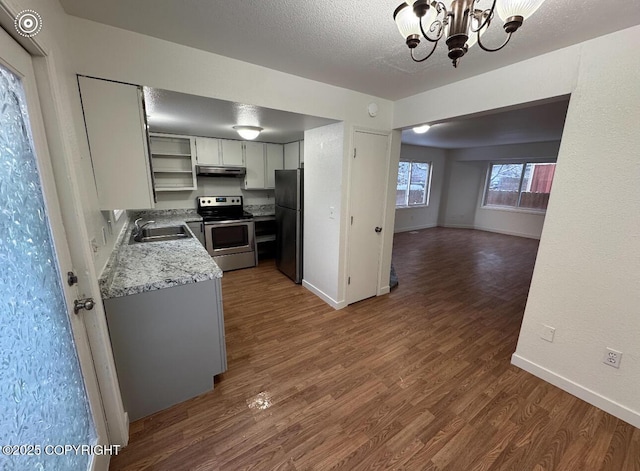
[394,0,546,67]
[233,125,263,140]
[413,124,431,133]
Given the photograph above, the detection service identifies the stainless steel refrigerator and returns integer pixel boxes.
[275,169,303,283]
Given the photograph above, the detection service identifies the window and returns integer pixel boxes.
[396,161,431,207]
[484,161,556,211]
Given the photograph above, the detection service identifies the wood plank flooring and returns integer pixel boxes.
[109,228,639,471]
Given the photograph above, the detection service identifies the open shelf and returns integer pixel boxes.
[150,152,192,157]
[155,187,196,192]
[153,169,194,174]
[149,133,197,193]
[256,234,276,244]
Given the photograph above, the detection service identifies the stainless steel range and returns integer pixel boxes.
[196,196,256,271]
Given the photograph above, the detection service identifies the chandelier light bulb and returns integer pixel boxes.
[497,0,546,22]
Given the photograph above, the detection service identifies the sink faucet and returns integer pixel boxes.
[133,217,155,242]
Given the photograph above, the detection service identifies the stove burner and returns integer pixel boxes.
[196,195,253,222]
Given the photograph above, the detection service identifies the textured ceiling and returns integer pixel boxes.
[144,88,337,143]
[59,0,640,100]
[402,98,569,148]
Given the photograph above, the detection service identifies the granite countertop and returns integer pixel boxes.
[245,204,275,217]
[99,210,222,300]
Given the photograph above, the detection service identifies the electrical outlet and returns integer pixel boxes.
[540,324,555,343]
[603,348,622,369]
[329,206,335,219]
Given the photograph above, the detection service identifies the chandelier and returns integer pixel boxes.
[393,0,545,67]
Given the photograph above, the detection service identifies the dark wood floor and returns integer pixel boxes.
[109,228,640,471]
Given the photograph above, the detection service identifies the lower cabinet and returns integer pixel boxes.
[103,279,226,421]
[187,221,205,247]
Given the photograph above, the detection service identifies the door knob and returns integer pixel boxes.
[375,226,382,233]
[74,298,95,314]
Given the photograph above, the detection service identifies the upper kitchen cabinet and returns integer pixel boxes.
[194,137,220,165]
[78,76,154,210]
[220,139,244,166]
[265,143,284,189]
[195,137,244,166]
[243,142,283,190]
[149,133,197,192]
[284,140,304,169]
[243,142,266,189]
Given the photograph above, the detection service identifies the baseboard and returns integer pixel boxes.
[302,280,347,310]
[121,412,129,446]
[475,225,541,240]
[379,285,390,295]
[394,223,437,233]
[441,224,475,230]
[512,354,640,429]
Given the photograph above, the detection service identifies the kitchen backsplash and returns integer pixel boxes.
[154,177,274,209]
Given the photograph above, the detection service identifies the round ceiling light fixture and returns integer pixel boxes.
[413,124,431,134]
[233,125,263,140]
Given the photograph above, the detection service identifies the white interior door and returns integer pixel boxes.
[0,26,108,470]
[347,130,390,304]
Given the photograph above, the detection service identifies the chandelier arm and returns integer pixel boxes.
[419,2,447,43]
[410,39,440,63]
[419,18,445,43]
[470,0,497,33]
[476,30,514,52]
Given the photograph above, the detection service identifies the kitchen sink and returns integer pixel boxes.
[129,225,192,244]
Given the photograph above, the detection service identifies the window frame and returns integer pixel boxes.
[396,160,432,209]
[482,160,556,213]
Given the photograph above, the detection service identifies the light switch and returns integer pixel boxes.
[540,324,555,342]
[329,206,335,219]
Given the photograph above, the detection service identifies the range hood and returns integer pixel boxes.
[196,165,246,177]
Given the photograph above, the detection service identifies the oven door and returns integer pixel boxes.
[204,220,255,257]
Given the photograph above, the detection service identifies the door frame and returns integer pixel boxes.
[0,22,110,471]
[344,126,393,305]
[1,0,129,450]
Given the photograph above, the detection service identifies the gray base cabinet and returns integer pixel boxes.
[104,279,226,421]
[187,221,205,247]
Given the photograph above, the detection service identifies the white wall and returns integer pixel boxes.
[440,160,485,229]
[395,25,640,427]
[446,141,560,239]
[394,145,446,233]
[474,207,546,240]
[303,123,346,307]
[513,26,640,428]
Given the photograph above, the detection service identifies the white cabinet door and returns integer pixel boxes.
[78,76,154,209]
[284,142,299,170]
[220,139,244,166]
[244,142,265,189]
[265,143,284,189]
[195,137,220,165]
